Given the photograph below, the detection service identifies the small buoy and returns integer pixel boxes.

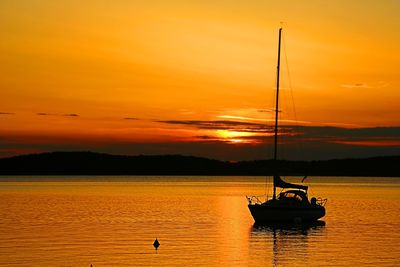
[153,238,160,250]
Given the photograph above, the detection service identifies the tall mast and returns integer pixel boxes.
[274,28,282,161]
[273,28,282,200]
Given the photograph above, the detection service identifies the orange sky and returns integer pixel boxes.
[0,0,399,159]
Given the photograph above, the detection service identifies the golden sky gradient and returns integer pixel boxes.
[0,0,399,159]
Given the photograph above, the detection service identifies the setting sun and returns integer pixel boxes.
[216,129,262,144]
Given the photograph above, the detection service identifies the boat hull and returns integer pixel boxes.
[248,204,325,223]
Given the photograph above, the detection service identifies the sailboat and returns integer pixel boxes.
[247,28,327,223]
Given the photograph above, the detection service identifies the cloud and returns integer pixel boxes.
[296,126,400,139]
[157,119,306,135]
[158,119,400,139]
[341,81,389,89]
[341,83,369,89]
[195,135,216,140]
[217,115,266,122]
[158,119,400,149]
[258,108,275,113]
[157,119,273,133]
[333,139,400,147]
[37,113,79,117]
[0,112,15,115]
[320,122,363,127]
[282,126,400,150]
[124,117,139,120]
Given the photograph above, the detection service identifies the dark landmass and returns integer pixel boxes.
[0,151,399,176]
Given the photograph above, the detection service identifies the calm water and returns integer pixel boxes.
[0,176,399,266]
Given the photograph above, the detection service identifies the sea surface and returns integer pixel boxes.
[0,176,399,266]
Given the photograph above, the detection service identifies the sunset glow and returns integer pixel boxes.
[216,130,256,144]
[0,0,399,160]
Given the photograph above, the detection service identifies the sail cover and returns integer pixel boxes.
[274,175,308,191]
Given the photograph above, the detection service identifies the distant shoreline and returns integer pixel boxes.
[0,151,399,177]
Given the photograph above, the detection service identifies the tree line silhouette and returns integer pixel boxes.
[0,152,398,176]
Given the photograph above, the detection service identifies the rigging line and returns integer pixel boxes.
[282,29,306,163]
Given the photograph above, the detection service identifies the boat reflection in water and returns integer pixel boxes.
[250,221,326,266]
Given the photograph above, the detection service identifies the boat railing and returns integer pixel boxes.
[317,197,327,207]
[246,195,271,205]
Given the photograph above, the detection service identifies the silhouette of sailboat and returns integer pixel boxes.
[247,28,327,223]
